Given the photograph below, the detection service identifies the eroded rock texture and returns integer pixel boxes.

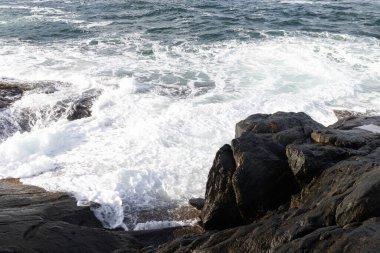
[154,112,380,253]
[0,179,141,253]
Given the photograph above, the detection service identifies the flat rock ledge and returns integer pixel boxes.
[0,179,201,253]
[153,112,380,253]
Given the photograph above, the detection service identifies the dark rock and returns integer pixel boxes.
[333,109,375,120]
[336,165,380,226]
[155,113,380,253]
[0,83,25,109]
[232,133,300,221]
[275,218,380,253]
[0,179,142,253]
[330,115,380,130]
[311,128,380,150]
[286,144,359,186]
[157,147,380,253]
[201,144,244,230]
[67,89,101,121]
[189,198,205,210]
[235,111,324,139]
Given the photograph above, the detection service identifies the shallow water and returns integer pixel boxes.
[0,0,379,229]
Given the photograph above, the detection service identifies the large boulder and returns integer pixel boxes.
[230,112,325,221]
[201,144,243,230]
[202,112,327,227]
[232,133,299,221]
[235,112,324,138]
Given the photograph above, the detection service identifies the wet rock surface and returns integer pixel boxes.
[66,89,101,121]
[0,79,101,141]
[0,83,24,109]
[0,178,202,253]
[154,112,380,253]
[0,179,142,253]
[202,144,243,229]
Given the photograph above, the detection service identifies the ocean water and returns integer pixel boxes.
[0,0,379,230]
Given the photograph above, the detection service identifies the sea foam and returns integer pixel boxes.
[0,31,379,229]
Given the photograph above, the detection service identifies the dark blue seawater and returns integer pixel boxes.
[0,0,379,229]
[1,0,380,42]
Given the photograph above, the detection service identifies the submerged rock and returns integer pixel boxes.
[0,82,26,109]
[67,89,101,121]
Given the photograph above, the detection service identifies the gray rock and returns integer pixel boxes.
[189,198,205,210]
[330,115,380,130]
[201,144,243,230]
[336,164,380,226]
[0,83,25,109]
[311,128,380,150]
[0,179,141,253]
[67,89,101,121]
[286,144,359,186]
[156,147,380,253]
[232,133,300,221]
[235,112,324,139]
[155,113,380,253]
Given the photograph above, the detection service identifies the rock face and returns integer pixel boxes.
[0,179,205,253]
[155,112,380,253]
[202,112,322,228]
[0,80,101,141]
[202,144,243,229]
[66,89,101,121]
[286,144,357,186]
[0,179,142,253]
[0,83,24,109]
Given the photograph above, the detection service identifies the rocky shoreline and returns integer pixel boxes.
[1,110,379,252]
[154,112,380,252]
[0,178,202,253]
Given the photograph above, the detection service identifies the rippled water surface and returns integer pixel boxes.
[0,0,379,229]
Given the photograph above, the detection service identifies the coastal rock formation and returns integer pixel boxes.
[201,144,243,230]
[66,89,101,121]
[0,179,203,253]
[0,179,142,253]
[2,112,380,253]
[0,82,24,109]
[155,112,380,253]
[0,80,101,141]
[203,112,323,228]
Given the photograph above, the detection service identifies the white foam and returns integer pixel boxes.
[134,219,197,231]
[82,21,113,29]
[0,31,379,229]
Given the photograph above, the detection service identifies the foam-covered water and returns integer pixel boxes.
[0,0,379,230]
